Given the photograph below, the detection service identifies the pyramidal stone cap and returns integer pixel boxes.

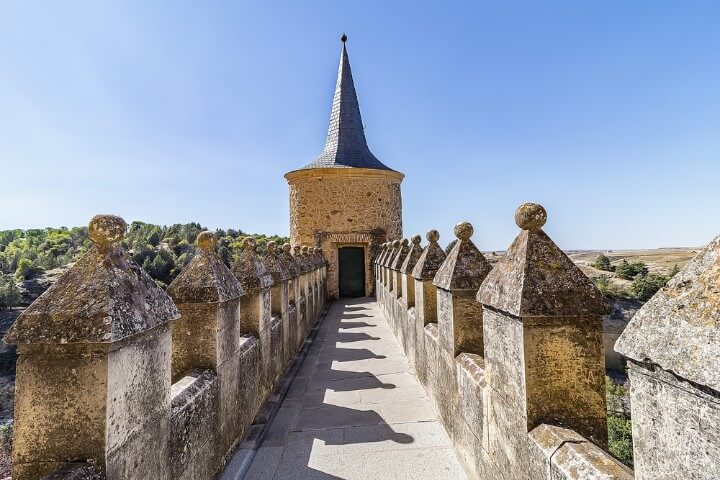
[167,231,245,304]
[292,245,308,273]
[280,243,300,277]
[376,242,389,265]
[391,238,410,270]
[4,214,180,345]
[261,241,291,282]
[615,233,720,392]
[300,245,313,273]
[231,237,274,293]
[314,247,327,268]
[384,240,401,267]
[310,247,322,268]
[412,229,447,281]
[433,222,492,291]
[477,203,610,317]
[401,235,423,274]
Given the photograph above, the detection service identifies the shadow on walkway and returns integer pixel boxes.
[238,298,466,480]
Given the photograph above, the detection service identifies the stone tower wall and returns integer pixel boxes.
[286,167,403,299]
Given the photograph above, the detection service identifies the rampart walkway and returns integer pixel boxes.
[233,299,467,480]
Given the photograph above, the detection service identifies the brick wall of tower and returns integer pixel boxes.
[286,167,403,299]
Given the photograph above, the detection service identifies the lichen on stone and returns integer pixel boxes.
[5,214,179,345]
[167,232,245,304]
[477,204,609,317]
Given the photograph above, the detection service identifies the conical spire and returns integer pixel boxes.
[304,35,391,170]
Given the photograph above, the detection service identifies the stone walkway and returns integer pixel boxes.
[238,298,467,480]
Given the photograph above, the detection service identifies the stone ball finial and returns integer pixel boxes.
[196,231,215,253]
[267,241,277,255]
[515,203,547,231]
[426,229,440,243]
[392,240,400,248]
[282,243,292,254]
[454,222,474,241]
[411,235,421,246]
[88,214,127,249]
[341,33,347,43]
[301,245,309,254]
[242,237,257,251]
[401,238,409,246]
[294,245,301,255]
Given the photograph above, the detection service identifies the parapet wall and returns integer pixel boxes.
[376,203,720,480]
[3,217,328,480]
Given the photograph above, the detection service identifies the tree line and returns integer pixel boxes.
[591,253,679,301]
[0,222,288,309]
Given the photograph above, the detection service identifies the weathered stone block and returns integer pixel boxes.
[106,326,172,452]
[627,364,720,480]
[105,408,171,479]
[170,369,219,479]
[437,289,484,358]
[12,349,107,469]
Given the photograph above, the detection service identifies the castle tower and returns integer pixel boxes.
[285,34,404,300]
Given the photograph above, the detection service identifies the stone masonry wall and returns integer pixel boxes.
[4,217,328,480]
[376,204,655,480]
[286,167,403,299]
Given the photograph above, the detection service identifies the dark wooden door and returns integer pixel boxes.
[338,247,365,298]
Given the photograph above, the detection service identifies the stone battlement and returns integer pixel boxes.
[377,203,720,480]
[5,204,720,479]
[4,215,328,480]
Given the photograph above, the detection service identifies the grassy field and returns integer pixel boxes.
[567,247,699,287]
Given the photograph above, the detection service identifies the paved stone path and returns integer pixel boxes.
[240,298,467,480]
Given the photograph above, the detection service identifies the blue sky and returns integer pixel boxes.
[1,1,718,250]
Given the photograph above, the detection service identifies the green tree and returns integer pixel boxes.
[0,274,22,310]
[615,260,648,280]
[608,416,633,466]
[14,258,42,280]
[592,253,613,271]
[148,230,161,247]
[629,273,669,301]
